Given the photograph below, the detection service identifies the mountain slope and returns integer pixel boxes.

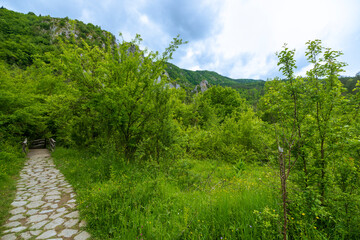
[0,7,115,68]
[165,62,266,103]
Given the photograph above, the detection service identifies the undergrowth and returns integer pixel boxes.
[0,143,26,234]
[52,147,279,239]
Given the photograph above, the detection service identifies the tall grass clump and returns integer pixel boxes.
[0,143,26,233]
[52,147,280,239]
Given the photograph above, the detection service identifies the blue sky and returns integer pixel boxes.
[2,0,360,79]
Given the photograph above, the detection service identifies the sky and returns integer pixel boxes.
[2,0,360,80]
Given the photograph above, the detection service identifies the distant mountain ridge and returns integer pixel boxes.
[166,62,264,87]
[165,62,266,102]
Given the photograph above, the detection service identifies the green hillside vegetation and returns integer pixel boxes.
[339,75,360,94]
[166,62,262,86]
[166,62,266,104]
[1,8,360,239]
[0,7,115,68]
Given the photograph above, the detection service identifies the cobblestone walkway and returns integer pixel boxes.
[1,149,91,240]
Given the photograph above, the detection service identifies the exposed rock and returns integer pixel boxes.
[200,79,209,92]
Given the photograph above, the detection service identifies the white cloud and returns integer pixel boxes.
[79,8,93,24]
[139,14,149,25]
[174,0,360,79]
[189,65,202,71]
[295,64,313,77]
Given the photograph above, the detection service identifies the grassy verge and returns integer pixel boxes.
[0,144,26,234]
[52,147,280,239]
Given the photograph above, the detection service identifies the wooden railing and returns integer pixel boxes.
[30,139,46,149]
[21,138,56,152]
[49,138,56,152]
[22,138,28,153]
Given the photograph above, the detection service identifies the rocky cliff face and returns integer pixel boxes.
[200,80,209,92]
[193,79,210,93]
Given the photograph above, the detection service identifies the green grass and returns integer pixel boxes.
[52,147,280,239]
[0,144,26,234]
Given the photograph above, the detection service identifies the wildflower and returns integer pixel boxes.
[302,213,305,216]
[316,216,319,219]
[314,226,317,229]
[291,217,294,220]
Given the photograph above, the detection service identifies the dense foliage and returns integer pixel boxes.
[0,8,359,239]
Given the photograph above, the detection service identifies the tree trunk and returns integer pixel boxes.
[320,138,326,204]
[279,150,288,240]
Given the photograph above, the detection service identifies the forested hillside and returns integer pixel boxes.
[1,8,360,240]
[166,62,266,104]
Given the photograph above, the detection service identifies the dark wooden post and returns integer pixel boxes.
[22,138,27,153]
[49,138,56,151]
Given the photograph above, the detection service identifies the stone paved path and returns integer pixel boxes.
[1,149,91,240]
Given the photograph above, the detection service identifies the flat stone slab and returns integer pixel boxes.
[1,233,17,240]
[1,149,91,239]
[8,214,25,221]
[36,230,57,239]
[27,209,39,215]
[5,226,27,233]
[27,214,48,223]
[64,218,79,228]
[20,232,32,240]
[4,221,21,228]
[64,211,79,219]
[27,201,46,209]
[11,201,27,207]
[30,220,49,230]
[74,231,91,240]
[10,207,26,215]
[59,229,78,238]
[44,218,65,230]
[28,195,43,201]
